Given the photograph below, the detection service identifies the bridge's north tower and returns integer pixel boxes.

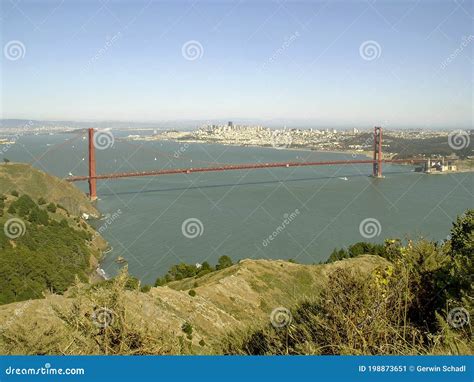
[372,126,383,178]
[88,128,98,201]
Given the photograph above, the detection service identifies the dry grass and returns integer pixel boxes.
[0,271,185,355]
[222,263,473,355]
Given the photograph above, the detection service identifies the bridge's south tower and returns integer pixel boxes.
[372,126,383,178]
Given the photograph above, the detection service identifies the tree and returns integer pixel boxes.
[3,158,10,164]
[446,209,474,301]
[450,209,473,259]
[47,203,57,213]
[216,255,233,270]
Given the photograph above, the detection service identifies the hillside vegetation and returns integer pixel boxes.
[0,192,106,305]
[0,163,99,216]
[0,164,107,305]
[0,210,471,355]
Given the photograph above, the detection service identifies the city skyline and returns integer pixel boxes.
[1,0,472,128]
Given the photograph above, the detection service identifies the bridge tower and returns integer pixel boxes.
[372,126,383,178]
[88,128,98,201]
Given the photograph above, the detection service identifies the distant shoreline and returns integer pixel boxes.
[125,136,375,159]
[125,136,474,174]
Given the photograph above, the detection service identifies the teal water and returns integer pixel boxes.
[4,132,473,285]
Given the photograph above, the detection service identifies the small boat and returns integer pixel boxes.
[338,177,348,181]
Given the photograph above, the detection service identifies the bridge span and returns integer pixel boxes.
[66,127,428,200]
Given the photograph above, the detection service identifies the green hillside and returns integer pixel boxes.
[0,163,99,217]
[0,164,107,305]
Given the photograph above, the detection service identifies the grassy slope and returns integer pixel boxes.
[0,255,388,354]
[0,163,99,217]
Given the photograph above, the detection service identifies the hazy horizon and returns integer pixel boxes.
[0,117,471,131]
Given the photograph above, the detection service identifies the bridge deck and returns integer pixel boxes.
[66,158,427,182]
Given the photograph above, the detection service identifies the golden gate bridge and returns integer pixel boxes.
[66,126,428,201]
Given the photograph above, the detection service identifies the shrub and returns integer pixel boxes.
[11,190,19,197]
[47,203,57,213]
[182,322,193,339]
[216,255,233,270]
[188,289,196,297]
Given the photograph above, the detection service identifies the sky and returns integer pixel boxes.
[1,0,473,128]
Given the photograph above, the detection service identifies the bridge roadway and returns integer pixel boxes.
[66,158,427,182]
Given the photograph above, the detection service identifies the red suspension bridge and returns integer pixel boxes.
[66,127,428,200]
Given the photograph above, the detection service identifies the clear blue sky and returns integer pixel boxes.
[1,0,472,128]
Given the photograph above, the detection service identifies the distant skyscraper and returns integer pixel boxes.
[228,121,233,128]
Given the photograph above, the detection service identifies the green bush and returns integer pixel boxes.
[181,322,193,338]
[47,203,57,213]
[216,255,233,270]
